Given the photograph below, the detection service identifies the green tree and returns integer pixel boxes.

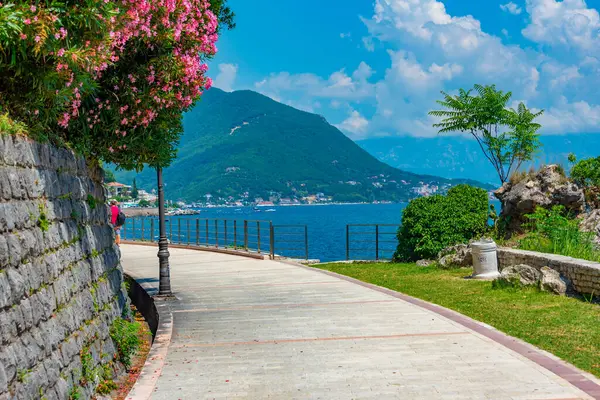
[138,199,150,208]
[131,179,139,200]
[570,156,600,208]
[429,84,543,184]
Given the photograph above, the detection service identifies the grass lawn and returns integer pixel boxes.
[316,262,600,378]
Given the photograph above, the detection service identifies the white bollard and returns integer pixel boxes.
[471,239,500,279]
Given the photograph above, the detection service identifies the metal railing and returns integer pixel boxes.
[272,224,309,260]
[121,217,309,260]
[346,224,399,261]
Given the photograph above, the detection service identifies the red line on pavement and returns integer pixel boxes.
[171,331,469,348]
[172,299,399,313]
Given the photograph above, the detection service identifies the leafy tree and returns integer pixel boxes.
[429,84,543,184]
[0,0,234,170]
[131,179,139,199]
[570,156,600,208]
[137,199,151,208]
[394,185,489,261]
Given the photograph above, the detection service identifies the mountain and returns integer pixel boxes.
[358,134,600,186]
[113,88,491,203]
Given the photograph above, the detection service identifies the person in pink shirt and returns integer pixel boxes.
[110,200,122,246]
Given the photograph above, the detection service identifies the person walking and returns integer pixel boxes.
[110,200,124,246]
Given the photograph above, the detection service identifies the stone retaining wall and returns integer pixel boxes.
[0,134,128,399]
[497,248,600,295]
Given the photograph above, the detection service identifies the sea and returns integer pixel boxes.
[126,201,500,262]
[126,203,406,262]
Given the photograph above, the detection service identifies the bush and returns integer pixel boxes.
[110,318,141,369]
[518,206,600,261]
[570,156,600,208]
[394,185,489,261]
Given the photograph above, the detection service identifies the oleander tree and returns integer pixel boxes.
[0,0,234,169]
[429,84,543,185]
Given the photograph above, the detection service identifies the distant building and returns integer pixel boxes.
[106,182,131,198]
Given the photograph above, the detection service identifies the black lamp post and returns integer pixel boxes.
[156,167,172,296]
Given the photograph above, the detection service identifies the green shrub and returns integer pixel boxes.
[518,206,600,262]
[394,184,489,261]
[570,156,600,208]
[110,318,141,369]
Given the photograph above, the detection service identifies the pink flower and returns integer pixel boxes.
[57,48,65,57]
[19,33,27,40]
[24,19,31,25]
[30,5,36,12]
[34,110,39,116]
[34,36,41,43]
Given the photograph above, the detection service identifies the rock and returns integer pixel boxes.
[416,259,434,267]
[494,165,585,235]
[438,244,472,268]
[540,267,567,295]
[498,264,541,286]
[580,209,600,246]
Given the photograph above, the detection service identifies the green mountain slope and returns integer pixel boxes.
[113,88,490,203]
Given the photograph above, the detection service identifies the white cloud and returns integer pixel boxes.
[252,0,600,137]
[254,63,375,103]
[522,0,600,55]
[362,36,376,52]
[213,63,238,92]
[340,32,351,39]
[500,2,523,15]
[539,97,600,133]
[337,110,370,138]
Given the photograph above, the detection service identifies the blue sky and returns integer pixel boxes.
[211,0,600,140]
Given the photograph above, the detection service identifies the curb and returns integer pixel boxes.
[123,271,175,400]
[121,240,269,260]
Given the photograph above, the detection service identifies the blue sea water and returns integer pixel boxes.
[192,203,406,262]
[135,204,405,262]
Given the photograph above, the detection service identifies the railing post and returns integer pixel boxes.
[257,221,261,253]
[169,219,172,242]
[205,219,209,247]
[178,219,181,245]
[215,220,219,248]
[305,225,309,260]
[224,220,228,248]
[187,220,190,245]
[244,220,248,250]
[196,219,199,246]
[269,223,274,259]
[346,225,350,260]
[375,225,379,261]
[141,218,145,241]
[150,218,155,242]
[131,218,135,241]
[233,220,238,249]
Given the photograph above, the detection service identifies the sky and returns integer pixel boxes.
[211,0,600,140]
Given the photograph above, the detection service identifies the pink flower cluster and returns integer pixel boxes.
[19,0,219,152]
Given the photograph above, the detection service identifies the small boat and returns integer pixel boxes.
[264,209,276,212]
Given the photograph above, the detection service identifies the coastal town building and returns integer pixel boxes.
[106,182,132,198]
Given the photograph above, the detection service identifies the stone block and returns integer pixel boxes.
[7,267,25,303]
[0,272,11,309]
[0,345,16,383]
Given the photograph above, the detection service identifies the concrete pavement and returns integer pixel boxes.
[121,244,599,400]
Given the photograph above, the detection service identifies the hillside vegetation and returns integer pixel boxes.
[114,88,489,203]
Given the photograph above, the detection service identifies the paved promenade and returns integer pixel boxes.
[121,244,599,400]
